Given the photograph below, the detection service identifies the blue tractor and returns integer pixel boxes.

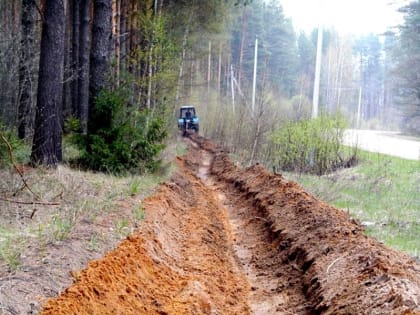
[178,105,199,136]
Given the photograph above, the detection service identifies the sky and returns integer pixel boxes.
[278,0,410,35]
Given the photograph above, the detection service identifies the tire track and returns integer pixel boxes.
[197,147,310,314]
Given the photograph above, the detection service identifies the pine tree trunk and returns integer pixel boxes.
[78,0,91,133]
[88,0,112,133]
[71,0,80,118]
[31,0,66,166]
[18,0,36,139]
[112,0,120,86]
[128,0,138,74]
[63,0,73,121]
[146,0,158,110]
[119,0,128,73]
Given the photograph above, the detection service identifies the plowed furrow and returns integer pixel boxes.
[40,135,420,315]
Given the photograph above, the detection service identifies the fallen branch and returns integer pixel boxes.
[0,130,40,199]
[1,131,62,215]
[0,197,60,206]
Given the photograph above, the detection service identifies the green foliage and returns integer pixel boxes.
[263,1,298,96]
[393,0,420,135]
[51,214,73,241]
[0,124,29,167]
[270,115,356,175]
[0,236,21,270]
[114,218,130,239]
[72,89,167,174]
[297,32,315,77]
[64,116,82,134]
[133,206,145,223]
[230,1,298,96]
[87,233,99,252]
[128,177,141,196]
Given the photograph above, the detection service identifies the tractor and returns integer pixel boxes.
[178,105,199,136]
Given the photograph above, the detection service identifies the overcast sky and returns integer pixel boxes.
[278,0,409,35]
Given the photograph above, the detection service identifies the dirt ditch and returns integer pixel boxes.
[40,135,420,314]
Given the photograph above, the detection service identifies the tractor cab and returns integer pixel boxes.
[178,105,199,135]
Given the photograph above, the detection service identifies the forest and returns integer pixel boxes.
[0,0,419,171]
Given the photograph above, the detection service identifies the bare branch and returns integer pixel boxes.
[0,197,59,206]
[0,130,41,199]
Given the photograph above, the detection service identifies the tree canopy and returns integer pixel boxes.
[0,0,419,171]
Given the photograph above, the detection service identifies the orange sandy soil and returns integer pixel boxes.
[40,135,420,315]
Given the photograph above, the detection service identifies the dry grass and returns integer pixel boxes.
[0,140,185,313]
[0,139,184,270]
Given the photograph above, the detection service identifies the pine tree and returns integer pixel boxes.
[18,0,36,139]
[394,0,420,134]
[30,0,66,166]
[78,0,91,133]
[88,0,112,135]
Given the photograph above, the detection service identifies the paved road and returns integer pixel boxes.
[343,129,420,160]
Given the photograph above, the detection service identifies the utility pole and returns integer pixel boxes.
[252,35,258,114]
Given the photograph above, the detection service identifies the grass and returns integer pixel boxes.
[0,239,21,270]
[114,218,130,239]
[0,137,184,270]
[284,149,420,258]
[50,214,74,241]
[133,206,145,223]
[0,228,22,270]
[87,233,100,252]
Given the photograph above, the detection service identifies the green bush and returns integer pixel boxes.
[270,115,357,175]
[71,89,167,174]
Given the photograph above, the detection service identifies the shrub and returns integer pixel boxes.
[270,114,357,175]
[71,89,167,174]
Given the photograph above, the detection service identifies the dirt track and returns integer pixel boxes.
[41,135,420,314]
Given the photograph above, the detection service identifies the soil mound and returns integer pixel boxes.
[41,155,251,314]
[209,137,420,314]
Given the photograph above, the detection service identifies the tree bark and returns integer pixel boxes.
[71,0,80,117]
[128,0,138,74]
[18,0,36,139]
[146,0,158,110]
[119,0,129,73]
[88,0,112,133]
[62,0,73,121]
[31,0,66,166]
[112,0,121,86]
[78,0,91,133]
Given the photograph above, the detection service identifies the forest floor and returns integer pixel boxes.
[1,135,420,314]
